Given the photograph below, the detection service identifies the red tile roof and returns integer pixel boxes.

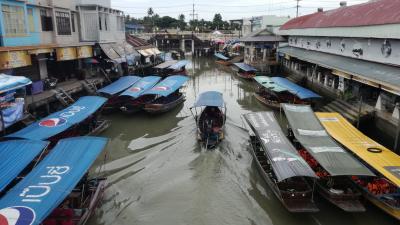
[280,0,400,30]
[125,34,152,49]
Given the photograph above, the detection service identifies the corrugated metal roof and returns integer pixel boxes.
[280,0,400,30]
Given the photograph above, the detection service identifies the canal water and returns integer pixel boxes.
[89,57,397,225]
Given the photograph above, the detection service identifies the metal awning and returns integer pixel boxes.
[100,43,124,63]
[278,46,400,95]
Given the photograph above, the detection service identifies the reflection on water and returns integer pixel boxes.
[89,57,396,225]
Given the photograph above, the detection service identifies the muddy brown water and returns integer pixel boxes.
[88,57,397,225]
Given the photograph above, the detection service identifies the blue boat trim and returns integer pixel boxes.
[192,91,224,108]
[142,75,189,97]
[271,77,322,100]
[214,53,229,61]
[0,137,108,225]
[233,63,257,72]
[97,76,141,96]
[120,76,162,99]
[6,96,107,141]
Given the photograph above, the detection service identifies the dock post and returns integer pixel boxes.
[357,96,362,128]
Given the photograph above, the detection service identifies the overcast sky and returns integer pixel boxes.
[111,0,369,21]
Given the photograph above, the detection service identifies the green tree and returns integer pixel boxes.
[178,14,186,30]
[147,7,154,17]
[212,13,223,30]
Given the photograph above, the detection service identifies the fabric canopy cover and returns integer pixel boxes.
[282,104,374,176]
[271,77,321,100]
[0,140,48,192]
[97,76,141,96]
[0,137,107,225]
[192,91,224,108]
[0,74,32,94]
[7,96,107,141]
[234,63,257,72]
[317,112,400,187]
[214,53,229,61]
[169,60,189,70]
[142,75,189,97]
[244,112,317,182]
[254,76,288,93]
[120,76,162,99]
[153,60,178,69]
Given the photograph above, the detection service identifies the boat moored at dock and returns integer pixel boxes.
[317,112,400,220]
[282,104,375,212]
[190,91,226,148]
[214,53,231,66]
[244,111,319,213]
[233,63,257,79]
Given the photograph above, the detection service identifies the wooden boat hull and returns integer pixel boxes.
[249,138,319,213]
[78,179,107,225]
[89,120,110,136]
[236,72,255,80]
[144,95,185,114]
[197,129,224,148]
[254,93,281,110]
[216,60,231,66]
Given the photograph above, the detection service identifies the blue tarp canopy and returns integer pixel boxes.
[0,74,32,94]
[0,140,48,193]
[192,91,224,108]
[169,60,189,70]
[0,137,107,225]
[214,53,229,61]
[120,76,162,99]
[7,96,107,141]
[142,75,189,97]
[271,77,322,100]
[233,63,257,72]
[97,76,141,96]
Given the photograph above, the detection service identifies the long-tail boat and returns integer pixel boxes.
[317,112,400,220]
[119,76,162,114]
[153,60,178,76]
[243,111,319,212]
[233,63,257,80]
[142,75,189,114]
[168,60,189,75]
[190,91,226,148]
[0,137,108,225]
[282,104,375,212]
[6,96,109,146]
[254,76,321,109]
[97,76,141,113]
[214,53,231,66]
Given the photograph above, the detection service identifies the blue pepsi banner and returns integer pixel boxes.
[97,76,141,96]
[0,137,108,225]
[142,75,189,97]
[7,96,107,141]
[120,76,161,99]
[0,140,48,193]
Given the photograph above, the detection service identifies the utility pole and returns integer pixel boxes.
[189,3,198,55]
[295,0,301,17]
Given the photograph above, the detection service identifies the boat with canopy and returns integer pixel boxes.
[0,140,48,194]
[97,76,141,113]
[254,76,321,109]
[0,137,108,225]
[244,112,319,212]
[168,60,189,75]
[282,104,375,212]
[190,91,226,148]
[153,60,189,76]
[317,112,400,220]
[119,76,162,114]
[233,63,257,79]
[214,53,231,66]
[6,96,109,145]
[142,75,189,114]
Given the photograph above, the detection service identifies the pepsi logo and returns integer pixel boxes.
[39,118,67,127]
[0,206,35,225]
[153,86,169,91]
[129,87,142,92]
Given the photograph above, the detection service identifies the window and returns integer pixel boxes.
[98,15,102,30]
[27,8,34,33]
[104,15,108,31]
[2,4,26,36]
[55,11,71,35]
[71,12,75,32]
[40,9,53,31]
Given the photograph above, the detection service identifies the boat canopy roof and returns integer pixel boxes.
[97,75,141,96]
[153,60,178,69]
[0,140,48,193]
[271,77,322,100]
[192,91,224,108]
[142,75,189,97]
[120,76,161,99]
[244,112,317,181]
[234,63,257,72]
[0,137,108,225]
[214,53,229,61]
[317,112,400,187]
[169,60,189,70]
[282,104,374,177]
[254,76,288,93]
[7,96,107,141]
[0,74,32,94]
